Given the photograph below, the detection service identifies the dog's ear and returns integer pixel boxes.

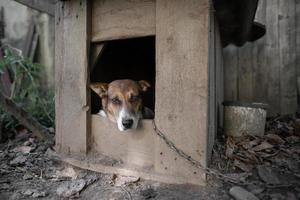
[90,83,108,98]
[138,80,151,92]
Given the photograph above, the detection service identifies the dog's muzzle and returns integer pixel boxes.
[122,119,134,129]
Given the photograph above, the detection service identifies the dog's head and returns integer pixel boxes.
[90,79,150,131]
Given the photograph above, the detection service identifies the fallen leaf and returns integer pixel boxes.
[226,137,236,158]
[11,146,33,154]
[233,159,254,172]
[224,173,251,183]
[113,174,140,186]
[265,134,285,145]
[252,141,273,152]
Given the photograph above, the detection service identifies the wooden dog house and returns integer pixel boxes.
[55,0,223,185]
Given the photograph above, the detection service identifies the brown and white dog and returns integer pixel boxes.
[90,79,154,131]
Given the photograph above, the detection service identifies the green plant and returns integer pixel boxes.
[0,45,54,134]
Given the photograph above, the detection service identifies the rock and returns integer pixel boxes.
[257,165,280,185]
[56,179,86,197]
[9,155,27,166]
[229,186,259,200]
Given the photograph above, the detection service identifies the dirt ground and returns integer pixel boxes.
[0,115,300,200]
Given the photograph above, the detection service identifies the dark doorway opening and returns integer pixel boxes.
[90,36,155,116]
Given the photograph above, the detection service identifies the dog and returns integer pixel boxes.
[90,79,154,131]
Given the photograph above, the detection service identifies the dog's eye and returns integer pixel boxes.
[129,95,139,102]
[111,97,121,105]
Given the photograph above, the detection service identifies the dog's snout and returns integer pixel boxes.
[122,119,134,129]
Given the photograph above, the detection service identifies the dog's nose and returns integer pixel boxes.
[122,119,133,129]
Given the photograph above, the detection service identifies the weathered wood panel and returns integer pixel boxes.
[297,0,300,78]
[55,0,91,154]
[208,9,224,160]
[155,0,210,184]
[223,0,299,116]
[91,0,155,42]
[223,45,238,101]
[278,0,297,115]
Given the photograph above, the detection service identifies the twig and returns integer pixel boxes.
[119,186,132,200]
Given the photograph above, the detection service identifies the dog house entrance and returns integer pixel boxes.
[90,36,155,116]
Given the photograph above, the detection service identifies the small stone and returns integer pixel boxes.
[229,186,259,200]
[257,165,280,185]
[56,179,86,197]
[9,155,27,166]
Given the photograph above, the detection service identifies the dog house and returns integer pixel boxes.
[55,0,224,185]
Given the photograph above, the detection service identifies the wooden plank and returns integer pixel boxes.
[13,0,55,16]
[215,15,224,129]
[91,0,155,42]
[278,0,297,115]
[208,5,216,160]
[91,116,155,168]
[266,0,280,116]
[253,0,267,103]
[237,42,253,101]
[55,0,91,155]
[223,45,238,101]
[155,0,210,185]
[55,1,64,153]
[297,0,300,78]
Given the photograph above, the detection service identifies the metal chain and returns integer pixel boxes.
[152,120,246,185]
